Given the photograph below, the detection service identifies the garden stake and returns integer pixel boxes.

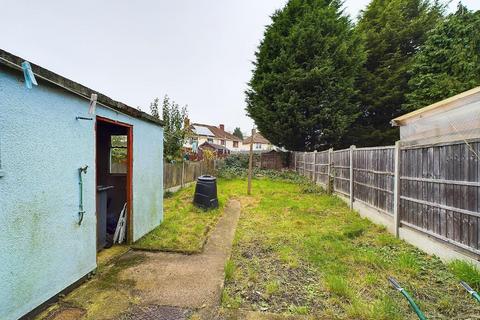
[460,281,480,303]
[388,276,427,320]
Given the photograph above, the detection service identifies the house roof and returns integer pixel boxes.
[191,123,242,141]
[391,86,480,127]
[243,132,270,144]
[191,124,215,137]
[0,49,163,127]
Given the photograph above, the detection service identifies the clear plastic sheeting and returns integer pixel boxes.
[400,100,480,146]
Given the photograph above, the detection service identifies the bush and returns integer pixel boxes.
[224,154,251,169]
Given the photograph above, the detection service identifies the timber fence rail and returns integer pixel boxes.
[294,140,480,258]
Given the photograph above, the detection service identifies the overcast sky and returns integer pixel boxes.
[2,1,478,133]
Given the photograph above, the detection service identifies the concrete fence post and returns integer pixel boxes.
[294,152,297,172]
[313,150,317,183]
[303,152,307,177]
[327,148,333,194]
[393,141,402,238]
[349,145,356,209]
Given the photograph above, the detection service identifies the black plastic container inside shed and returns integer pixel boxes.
[193,175,219,209]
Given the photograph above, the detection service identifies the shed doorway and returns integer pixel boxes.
[96,117,133,252]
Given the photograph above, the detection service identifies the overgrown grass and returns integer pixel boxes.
[448,260,480,291]
[132,179,250,253]
[221,178,480,319]
[133,183,226,253]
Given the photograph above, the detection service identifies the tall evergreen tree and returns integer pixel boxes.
[405,4,480,110]
[348,0,444,146]
[233,127,244,139]
[246,0,365,151]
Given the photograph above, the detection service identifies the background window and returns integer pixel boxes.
[221,140,226,146]
[233,141,239,148]
[110,135,128,174]
[208,138,214,143]
[255,143,262,149]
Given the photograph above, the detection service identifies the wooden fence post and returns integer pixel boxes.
[327,148,333,194]
[393,141,401,237]
[248,128,255,195]
[349,145,355,209]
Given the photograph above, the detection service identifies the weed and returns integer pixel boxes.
[265,280,280,296]
[370,294,401,320]
[221,290,242,309]
[224,260,235,282]
[397,252,420,276]
[163,190,174,198]
[288,305,309,315]
[325,275,351,298]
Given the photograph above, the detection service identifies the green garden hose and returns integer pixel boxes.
[388,276,427,320]
[460,281,480,303]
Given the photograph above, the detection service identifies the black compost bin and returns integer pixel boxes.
[193,175,219,209]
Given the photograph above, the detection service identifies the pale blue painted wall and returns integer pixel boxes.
[0,66,163,320]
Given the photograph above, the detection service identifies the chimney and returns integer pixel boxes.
[219,124,225,131]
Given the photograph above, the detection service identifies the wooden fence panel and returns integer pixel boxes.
[305,152,315,181]
[295,152,306,176]
[332,149,350,197]
[400,141,480,254]
[314,150,330,187]
[353,147,395,215]
[163,162,182,189]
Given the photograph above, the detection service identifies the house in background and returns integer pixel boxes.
[241,132,274,152]
[0,49,164,320]
[184,120,242,153]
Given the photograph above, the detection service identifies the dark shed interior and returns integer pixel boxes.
[96,120,129,251]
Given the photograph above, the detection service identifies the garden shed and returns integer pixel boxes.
[0,49,164,320]
[391,86,480,146]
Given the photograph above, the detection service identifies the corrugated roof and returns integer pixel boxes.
[0,49,163,127]
[391,86,480,127]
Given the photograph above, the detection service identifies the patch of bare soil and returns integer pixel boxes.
[227,242,324,314]
[120,305,192,320]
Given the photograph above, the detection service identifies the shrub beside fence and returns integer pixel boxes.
[294,140,480,258]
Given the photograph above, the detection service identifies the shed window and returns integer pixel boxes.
[110,135,128,174]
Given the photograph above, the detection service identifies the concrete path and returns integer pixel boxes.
[120,199,241,319]
[42,200,241,320]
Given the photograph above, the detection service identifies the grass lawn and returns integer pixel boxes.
[220,178,480,320]
[132,180,245,253]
